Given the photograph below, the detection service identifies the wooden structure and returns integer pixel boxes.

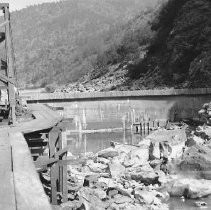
[0,130,52,210]
[0,104,65,209]
[0,3,16,124]
[133,119,169,135]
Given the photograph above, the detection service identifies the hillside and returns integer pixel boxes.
[10,0,160,88]
[56,0,211,92]
[126,0,211,89]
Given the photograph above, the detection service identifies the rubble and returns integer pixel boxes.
[40,112,211,209]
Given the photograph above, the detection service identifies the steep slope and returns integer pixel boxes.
[11,0,160,88]
[127,0,211,89]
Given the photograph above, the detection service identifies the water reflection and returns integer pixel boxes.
[66,131,143,155]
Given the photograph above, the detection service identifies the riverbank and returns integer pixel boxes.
[41,120,211,209]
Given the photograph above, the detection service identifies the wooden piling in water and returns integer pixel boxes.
[140,122,142,135]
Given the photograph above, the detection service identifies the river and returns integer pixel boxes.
[47,98,211,210]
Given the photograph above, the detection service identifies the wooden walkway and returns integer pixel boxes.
[0,104,62,210]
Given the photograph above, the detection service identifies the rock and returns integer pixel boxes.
[134,190,155,204]
[114,195,133,204]
[107,189,119,197]
[97,147,119,159]
[179,144,211,179]
[61,200,82,209]
[83,174,99,187]
[186,135,204,147]
[109,158,125,178]
[78,187,107,210]
[98,177,118,188]
[194,201,207,207]
[150,159,162,170]
[129,147,149,166]
[130,170,159,185]
[166,178,211,198]
[115,144,137,154]
[169,141,185,159]
[97,157,110,165]
[149,142,160,160]
[93,188,107,200]
[86,160,108,173]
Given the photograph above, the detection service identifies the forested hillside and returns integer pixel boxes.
[11,0,211,91]
[11,0,160,88]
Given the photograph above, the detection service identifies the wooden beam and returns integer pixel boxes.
[10,132,52,210]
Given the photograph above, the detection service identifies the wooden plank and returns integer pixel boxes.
[0,132,16,210]
[11,104,62,134]
[10,132,52,210]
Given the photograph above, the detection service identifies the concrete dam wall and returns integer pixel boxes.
[21,88,211,121]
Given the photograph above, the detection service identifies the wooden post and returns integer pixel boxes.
[4,6,16,125]
[140,122,142,135]
[59,130,68,202]
[147,122,150,134]
[49,128,60,205]
[143,122,145,135]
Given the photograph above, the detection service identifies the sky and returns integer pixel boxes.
[3,0,60,11]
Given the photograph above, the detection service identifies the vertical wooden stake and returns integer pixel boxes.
[140,123,142,135]
[61,130,68,202]
[49,129,59,205]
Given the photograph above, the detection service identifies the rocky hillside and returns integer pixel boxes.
[10,0,160,88]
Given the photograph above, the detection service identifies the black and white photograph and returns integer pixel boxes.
[0,0,210,209]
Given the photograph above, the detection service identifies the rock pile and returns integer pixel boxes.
[40,122,211,209]
[198,102,211,125]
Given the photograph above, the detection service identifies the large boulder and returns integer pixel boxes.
[130,166,159,186]
[130,146,149,166]
[166,178,211,198]
[179,143,211,179]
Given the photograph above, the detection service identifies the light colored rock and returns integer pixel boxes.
[169,141,185,159]
[109,159,125,178]
[134,190,155,204]
[86,160,108,173]
[130,147,149,166]
[114,195,133,204]
[93,188,107,200]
